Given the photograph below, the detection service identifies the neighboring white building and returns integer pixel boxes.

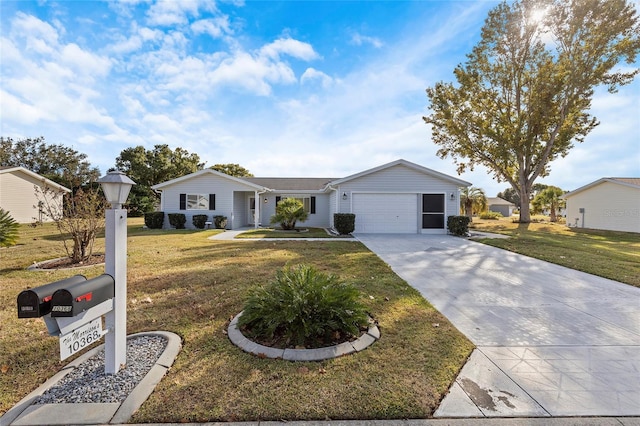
[563,178,640,233]
[487,197,516,217]
[152,159,472,234]
[0,167,71,223]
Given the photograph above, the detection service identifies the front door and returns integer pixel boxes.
[422,194,445,232]
[248,197,256,225]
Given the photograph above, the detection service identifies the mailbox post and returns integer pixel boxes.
[98,171,135,374]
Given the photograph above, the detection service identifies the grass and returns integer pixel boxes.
[0,218,473,421]
[470,216,640,288]
[235,227,347,238]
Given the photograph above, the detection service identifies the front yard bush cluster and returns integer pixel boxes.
[192,214,209,229]
[479,211,503,220]
[238,264,368,348]
[333,213,355,235]
[144,212,164,229]
[447,215,471,236]
[168,213,186,229]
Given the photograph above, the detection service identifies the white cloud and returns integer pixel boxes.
[146,0,216,26]
[191,16,231,38]
[11,12,59,54]
[300,68,333,88]
[259,38,320,61]
[350,32,383,48]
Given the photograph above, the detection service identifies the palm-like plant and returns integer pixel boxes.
[0,208,20,247]
[460,187,487,221]
[532,186,565,222]
[270,197,308,230]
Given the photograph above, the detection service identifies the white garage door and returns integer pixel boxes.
[352,193,418,233]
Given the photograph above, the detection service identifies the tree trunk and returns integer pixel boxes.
[519,187,531,223]
[465,200,473,222]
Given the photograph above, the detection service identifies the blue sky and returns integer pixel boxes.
[1,0,638,196]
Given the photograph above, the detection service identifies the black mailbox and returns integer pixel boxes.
[50,274,115,317]
[17,275,87,318]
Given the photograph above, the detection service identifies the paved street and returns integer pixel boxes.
[356,234,640,417]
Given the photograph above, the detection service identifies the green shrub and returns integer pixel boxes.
[168,213,186,229]
[0,208,19,247]
[270,198,308,230]
[479,211,503,220]
[447,215,471,236]
[192,214,209,229]
[214,215,228,229]
[334,213,355,235]
[238,264,368,348]
[144,212,164,229]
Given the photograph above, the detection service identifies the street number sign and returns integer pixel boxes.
[59,317,106,361]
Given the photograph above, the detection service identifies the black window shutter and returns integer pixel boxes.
[179,194,186,210]
[276,196,281,205]
[209,194,215,210]
[310,196,316,214]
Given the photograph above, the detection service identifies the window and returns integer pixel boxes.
[180,194,215,210]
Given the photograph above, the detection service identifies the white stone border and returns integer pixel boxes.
[227,312,380,362]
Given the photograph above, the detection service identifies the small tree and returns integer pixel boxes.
[37,184,105,263]
[270,198,308,230]
[532,186,565,222]
[460,187,487,221]
[0,208,20,247]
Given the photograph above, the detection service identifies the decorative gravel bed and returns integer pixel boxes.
[35,335,167,404]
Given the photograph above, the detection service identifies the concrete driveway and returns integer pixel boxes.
[356,234,640,418]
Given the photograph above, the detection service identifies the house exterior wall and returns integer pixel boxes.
[158,174,257,229]
[0,171,64,223]
[335,164,462,233]
[565,181,640,233]
[489,205,511,217]
[260,193,331,228]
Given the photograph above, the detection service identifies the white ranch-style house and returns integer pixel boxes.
[151,159,471,234]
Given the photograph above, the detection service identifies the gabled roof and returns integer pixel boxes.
[151,168,266,191]
[242,177,336,192]
[487,197,514,206]
[0,166,71,193]
[329,159,472,187]
[563,177,640,198]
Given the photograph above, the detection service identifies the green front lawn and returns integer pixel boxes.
[0,219,472,421]
[470,217,640,288]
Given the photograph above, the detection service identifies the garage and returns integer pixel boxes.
[352,193,418,233]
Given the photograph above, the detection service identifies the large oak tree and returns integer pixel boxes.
[114,144,205,215]
[424,0,639,222]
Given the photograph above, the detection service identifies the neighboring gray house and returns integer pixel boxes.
[563,177,640,233]
[0,166,71,223]
[151,159,471,234]
[487,197,516,217]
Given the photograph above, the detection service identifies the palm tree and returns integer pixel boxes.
[460,187,487,221]
[270,197,309,230]
[532,186,565,222]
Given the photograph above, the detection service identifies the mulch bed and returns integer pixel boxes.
[34,254,105,270]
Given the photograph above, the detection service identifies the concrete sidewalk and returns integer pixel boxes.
[355,234,640,418]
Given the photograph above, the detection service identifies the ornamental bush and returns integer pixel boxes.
[144,212,164,229]
[238,264,368,348]
[334,213,355,235]
[168,213,186,229]
[0,208,19,248]
[447,215,471,236]
[192,214,209,229]
[214,215,228,229]
[479,211,503,220]
[270,198,308,230]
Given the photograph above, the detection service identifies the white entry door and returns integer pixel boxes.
[352,193,418,233]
